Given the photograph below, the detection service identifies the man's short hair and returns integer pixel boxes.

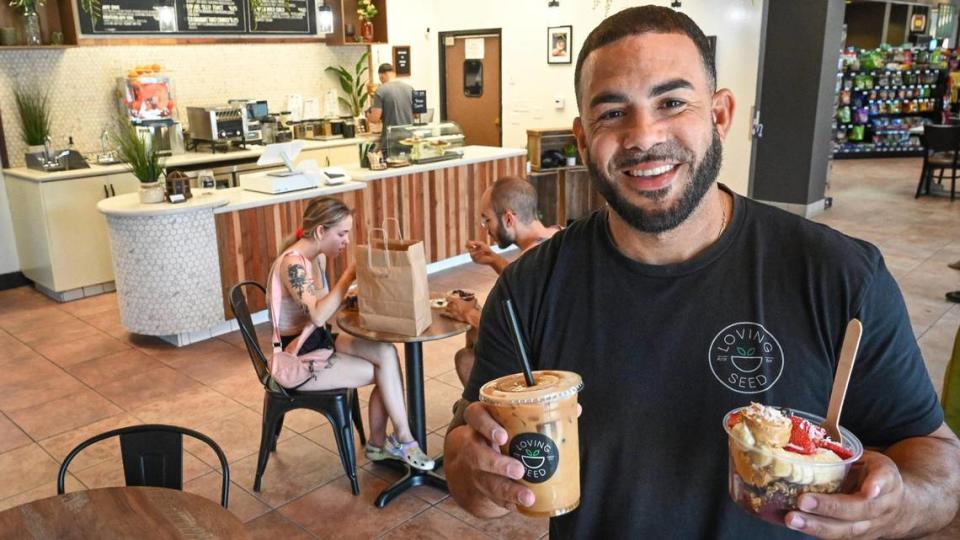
[574,5,717,110]
[378,63,394,74]
[489,176,539,225]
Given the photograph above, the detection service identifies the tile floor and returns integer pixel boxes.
[0,157,958,538]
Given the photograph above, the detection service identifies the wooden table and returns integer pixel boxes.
[337,307,470,508]
[0,486,249,539]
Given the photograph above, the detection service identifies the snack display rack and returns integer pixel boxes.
[832,47,950,159]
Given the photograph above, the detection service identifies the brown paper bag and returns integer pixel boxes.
[355,223,432,336]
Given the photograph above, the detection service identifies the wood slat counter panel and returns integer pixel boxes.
[215,155,525,318]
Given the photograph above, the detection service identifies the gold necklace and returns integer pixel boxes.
[717,200,728,241]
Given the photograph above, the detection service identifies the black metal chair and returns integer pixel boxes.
[229,281,365,495]
[916,124,960,200]
[56,424,230,507]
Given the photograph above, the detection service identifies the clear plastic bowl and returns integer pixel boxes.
[723,407,864,526]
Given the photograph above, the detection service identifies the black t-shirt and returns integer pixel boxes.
[463,188,944,539]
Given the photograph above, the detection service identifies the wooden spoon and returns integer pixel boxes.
[821,319,863,444]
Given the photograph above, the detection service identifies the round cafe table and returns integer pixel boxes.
[0,486,249,539]
[337,306,470,508]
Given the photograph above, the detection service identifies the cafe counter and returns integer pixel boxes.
[97,145,526,346]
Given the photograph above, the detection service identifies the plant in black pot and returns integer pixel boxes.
[114,121,166,204]
[326,50,370,131]
[14,87,51,160]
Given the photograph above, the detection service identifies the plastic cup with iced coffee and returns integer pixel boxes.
[724,402,864,526]
[479,370,583,517]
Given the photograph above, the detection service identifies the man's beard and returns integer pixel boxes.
[493,215,516,249]
[587,129,723,233]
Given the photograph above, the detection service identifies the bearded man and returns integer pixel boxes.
[443,5,960,539]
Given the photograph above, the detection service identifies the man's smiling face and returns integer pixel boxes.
[574,32,725,233]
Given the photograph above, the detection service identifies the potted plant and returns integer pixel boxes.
[10,0,44,45]
[326,50,370,126]
[357,0,378,42]
[114,121,165,204]
[14,87,50,158]
[563,142,578,167]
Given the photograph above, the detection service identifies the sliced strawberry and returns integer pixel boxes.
[726,411,742,429]
[786,416,816,454]
[816,439,854,460]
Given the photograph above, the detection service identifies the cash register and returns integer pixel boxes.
[240,141,351,194]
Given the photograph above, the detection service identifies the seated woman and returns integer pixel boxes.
[268,196,433,471]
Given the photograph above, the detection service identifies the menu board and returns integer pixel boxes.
[248,0,312,34]
[178,0,246,33]
[76,0,315,36]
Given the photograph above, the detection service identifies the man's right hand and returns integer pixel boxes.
[444,402,535,517]
[466,240,498,266]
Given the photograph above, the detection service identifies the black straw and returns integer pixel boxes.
[502,299,536,387]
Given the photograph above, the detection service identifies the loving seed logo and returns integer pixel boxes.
[708,322,784,394]
[509,433,559,483]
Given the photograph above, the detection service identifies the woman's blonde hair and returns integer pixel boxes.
[279,197,353,254]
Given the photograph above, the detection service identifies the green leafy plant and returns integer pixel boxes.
[563,142,578,158]
[14,88,50,147]
[326,50,370,117]
[79,0,102,27]
[113,121,163,184]
[357,0,378,21]
[9,0,45,15]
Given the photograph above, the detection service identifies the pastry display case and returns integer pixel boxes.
[385,122,465,165]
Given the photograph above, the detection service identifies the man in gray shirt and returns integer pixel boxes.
[366,63,414,150]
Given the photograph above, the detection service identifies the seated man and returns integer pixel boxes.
[445,176,561,385]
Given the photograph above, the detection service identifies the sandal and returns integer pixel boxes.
[364,441,400,463]
[386,435,435,471]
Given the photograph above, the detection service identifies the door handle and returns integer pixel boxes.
[109,184,116,197]
[103,185,109,199]
[494,117,501,127]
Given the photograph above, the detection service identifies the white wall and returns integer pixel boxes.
[376,0,763,194]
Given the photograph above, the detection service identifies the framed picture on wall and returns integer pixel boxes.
[393,46,411,76]
[547,25,572,64]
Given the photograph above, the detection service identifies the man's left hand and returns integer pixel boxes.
[785,450,905,539]
[443,296,479,323]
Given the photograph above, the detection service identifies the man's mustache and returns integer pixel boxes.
[611,142,694,169]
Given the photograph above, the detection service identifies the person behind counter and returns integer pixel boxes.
[365,63,414,150]
[270,196,433,471]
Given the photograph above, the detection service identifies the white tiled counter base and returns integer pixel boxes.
[105,209,226,346]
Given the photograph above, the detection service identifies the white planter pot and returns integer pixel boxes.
[138,182,166,204]
[566,157,577,167]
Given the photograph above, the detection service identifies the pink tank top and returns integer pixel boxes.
[269,251,330,337]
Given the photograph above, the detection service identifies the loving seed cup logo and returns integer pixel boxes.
[509,433,559,484]
[708,322,784,394]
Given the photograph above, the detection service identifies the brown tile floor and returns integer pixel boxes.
[0,157,959,537]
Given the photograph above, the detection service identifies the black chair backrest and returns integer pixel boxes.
[57,424,230,507]
[924,124,960,153]
[229,281,291,398]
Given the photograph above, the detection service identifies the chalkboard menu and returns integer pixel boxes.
[76,0,316,36]
[178,0,245,33]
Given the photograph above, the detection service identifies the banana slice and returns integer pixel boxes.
[771,455,792,478]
